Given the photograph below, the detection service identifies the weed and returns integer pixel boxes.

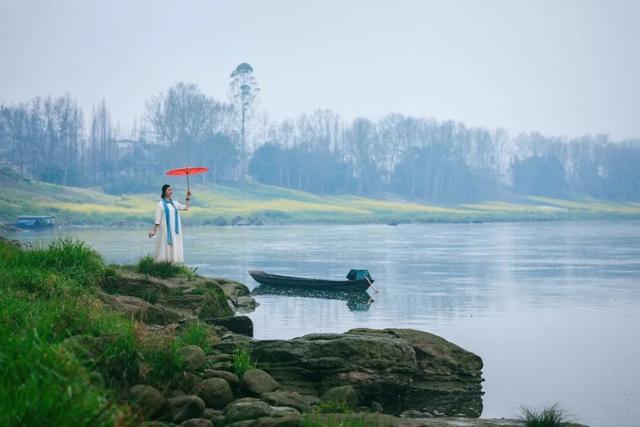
[518,403,570,427]
[232,348,256,377]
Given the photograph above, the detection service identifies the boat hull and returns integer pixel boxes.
[249,270,371,292]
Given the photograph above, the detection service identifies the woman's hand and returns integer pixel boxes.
[148,229,156,238]
[186,190,192,200]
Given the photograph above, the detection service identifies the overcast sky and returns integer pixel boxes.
[1,0,639,139]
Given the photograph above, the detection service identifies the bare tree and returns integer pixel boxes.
[229,63,260,178]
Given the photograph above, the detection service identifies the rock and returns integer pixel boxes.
[170,390,186,398]
[203,369,240,387]
[197,377,234,409]
[181,345,208,372]
[251,328,484,416]
[371,401,383,412]
[101,270,234,320]
[144,422,178,427]
[260,391,310,413]
[167,395,206,423]
[207,316,254,337]
[321,385,358,410]
[128,384,165,418]
[269,406,300,417]
[224,399,273,423]
[213,333,255,354]
[236,296,258,311]
[180,419,212,427]
[98,293,184,325]
[171,372,201,394]
[202,408,224,424]
[217,279,251,300]
[241,369,280,396]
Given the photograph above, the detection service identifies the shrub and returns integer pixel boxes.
[177,322,215,354]
[232,348,256,377]
[519,403,570,427]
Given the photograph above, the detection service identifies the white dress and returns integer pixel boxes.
[154,199,187,263]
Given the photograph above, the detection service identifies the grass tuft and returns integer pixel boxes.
[232,348,256,377]
[519,403,570,427]
[176,322,215,354]
[135,255,197,280]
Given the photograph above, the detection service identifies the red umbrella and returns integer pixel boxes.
[165,166,209,191]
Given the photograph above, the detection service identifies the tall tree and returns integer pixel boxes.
[229,63,259,178]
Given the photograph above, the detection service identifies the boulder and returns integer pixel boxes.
[217,279,251,300]
[171,372,201,394]
[180,419,212,427]
[269,407,300,417]
[321,385,358,410]
[128,384,165,418]
[203,369,240,387]
[213,333,255,354]
[208,316,254,337]
[260,391,311,413]
[197,377,234,409]
[180,345,208,372]
[202,408,225,424]
[98,293,184,325]
[241,369,280,396]
[251,328,484,416]
[167,395,206,423]
[224,399,273,424]
[236,296,258,311]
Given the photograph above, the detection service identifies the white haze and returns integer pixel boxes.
[1,0,639,139]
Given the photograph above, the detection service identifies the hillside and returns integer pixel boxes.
[1,168,639,226]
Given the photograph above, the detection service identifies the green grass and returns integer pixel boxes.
[135,255,198,280]
[2,166,639,225]
[301,414,373,427]
[176,322,216,354]
[0,237,211,426]
[518,404,570,427]
[232,348,256,377]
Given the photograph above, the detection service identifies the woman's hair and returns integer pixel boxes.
[161,184,171,199]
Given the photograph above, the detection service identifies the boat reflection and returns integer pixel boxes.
[251,285,374,312]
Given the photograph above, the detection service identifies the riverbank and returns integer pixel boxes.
[0,237,589,426]
[2,167,639,228]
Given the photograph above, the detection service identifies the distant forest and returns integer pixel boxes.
[1,63,639,202]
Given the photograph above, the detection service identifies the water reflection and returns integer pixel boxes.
[252,285,374,311]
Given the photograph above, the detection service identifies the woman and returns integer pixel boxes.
[148,184,191,263]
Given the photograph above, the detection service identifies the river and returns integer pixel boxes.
[5,221,640,427]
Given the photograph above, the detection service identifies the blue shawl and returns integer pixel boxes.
[162,198,180,245]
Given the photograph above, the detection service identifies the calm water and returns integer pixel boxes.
[5,221,640,427]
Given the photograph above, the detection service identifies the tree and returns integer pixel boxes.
[229,63,260,179]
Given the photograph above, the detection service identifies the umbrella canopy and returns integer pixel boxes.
[165,166,209,190]
[165,166,209,177]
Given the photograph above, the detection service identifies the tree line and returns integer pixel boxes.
[1,63,639,201]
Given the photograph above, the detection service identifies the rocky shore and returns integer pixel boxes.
[89,267,588,427]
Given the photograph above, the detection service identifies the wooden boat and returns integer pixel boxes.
[15,215,55,228]
[249,269,373,292]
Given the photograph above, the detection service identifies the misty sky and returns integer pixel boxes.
[1,0,639,139]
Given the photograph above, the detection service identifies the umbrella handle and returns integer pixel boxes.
[186,173,190,192]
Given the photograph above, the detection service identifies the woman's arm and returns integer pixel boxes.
[148,223,159,238]
[182,190,191,211]
[149,202,162,237]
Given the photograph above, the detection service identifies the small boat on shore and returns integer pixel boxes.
[15,215,55,229]
[249,269,373,292]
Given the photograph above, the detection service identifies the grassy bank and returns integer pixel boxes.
[1,167,639,226]
[0,237,225,426]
